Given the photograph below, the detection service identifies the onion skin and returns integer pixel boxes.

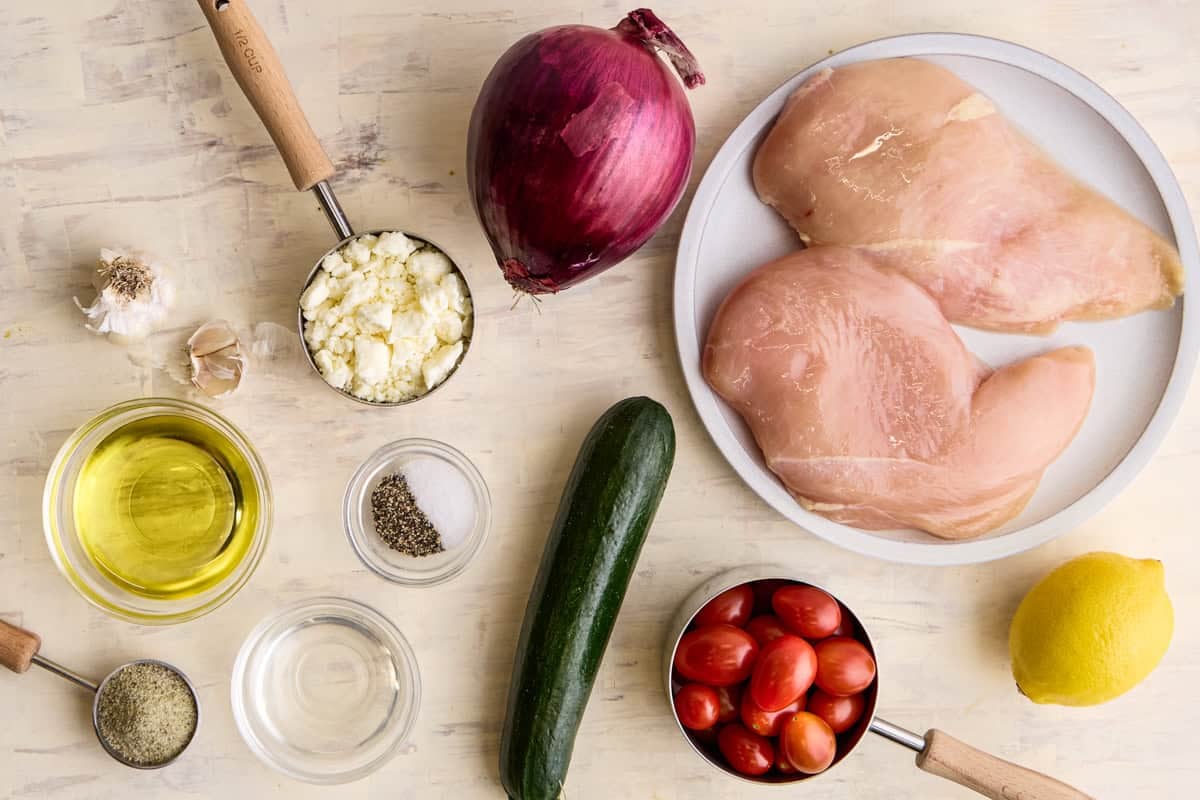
[468,9,704,295]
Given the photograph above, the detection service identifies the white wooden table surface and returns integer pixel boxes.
[2,1,1197,798]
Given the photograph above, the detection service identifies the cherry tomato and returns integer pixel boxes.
[674,624,760,686]
[745,615,788,647]
[717,723,775,777]
[748,634,817,712]
[780,711,837,775]
[694,584,756,628]
[813,637,876,696]
[674,683,720,730]
[752,579,791,614]
[715,684,741,724]
[772,585,842,639]
[690,723,719,747]
[827,605,856,638]
[776,749,798,774]
[740,690,804,737]
[807,689,866,734]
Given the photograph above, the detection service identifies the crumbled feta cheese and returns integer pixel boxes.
[327,360,352,390]
[313,349,352,390]
[382,258,406,279]
[434,311,463,343]
[418,281,450,315]
[356,302,393,334]
[305,299,336,324]
[354,336,391,383]
[381,277,413,305]
[389,309,430,341]
[345,238,372,265]
[322,252,351,277]
[377,231,419,261]
[415,329,438,355]
[441,272,467,314]
[301,232,472,402]
[314,348,334,374]
[391,336,423,370]
[300,272,330,312]
[341,277,376,309]
[408,250,453,283]
[306,321,331,347]
[323,278,346,303]
[423,341,463,390]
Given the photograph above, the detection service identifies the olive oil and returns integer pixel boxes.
[73,414,261,599]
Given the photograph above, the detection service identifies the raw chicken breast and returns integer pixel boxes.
[752,58,1184,334]
[703,248,1096,539]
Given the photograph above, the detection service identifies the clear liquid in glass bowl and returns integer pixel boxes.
[231,597,420,783]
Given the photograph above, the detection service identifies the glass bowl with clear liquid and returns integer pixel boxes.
[43,398,272,624]
[230,597,420,783]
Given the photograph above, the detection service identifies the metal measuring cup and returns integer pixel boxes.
[196,0,475,407]
[0,619,199,769]
[665,567,1094,799]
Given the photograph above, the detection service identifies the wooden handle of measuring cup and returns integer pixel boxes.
[0,619,41,674]
[917,729,1094,800]
[196,0,334,191]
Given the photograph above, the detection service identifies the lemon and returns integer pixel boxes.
[1009,552,1173,706]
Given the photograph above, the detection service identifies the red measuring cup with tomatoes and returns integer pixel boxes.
[665,567,1094,799]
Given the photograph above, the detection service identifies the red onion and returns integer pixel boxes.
[467,9,704,295]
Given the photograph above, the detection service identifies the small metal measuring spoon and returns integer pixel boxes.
[0,619,199,769]
[196,0,475,407]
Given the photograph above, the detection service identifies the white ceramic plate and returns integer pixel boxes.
[674,33,1198,565]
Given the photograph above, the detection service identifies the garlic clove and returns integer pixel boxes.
[188,319,240,357]
[188,320,246,398]
[204,348,243,381]
[194,347,244,396]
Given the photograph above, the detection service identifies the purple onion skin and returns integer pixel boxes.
[468,9,704,295]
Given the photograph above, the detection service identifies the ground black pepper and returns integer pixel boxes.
[371,472,444,557]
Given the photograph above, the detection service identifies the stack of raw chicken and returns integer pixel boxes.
[703,59,1184,540]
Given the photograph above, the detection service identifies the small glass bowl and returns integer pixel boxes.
[42,398,272,625]
[343,439,491,586]
[230,597,420,784]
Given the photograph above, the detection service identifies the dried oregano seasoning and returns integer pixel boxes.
[95,662,197,766]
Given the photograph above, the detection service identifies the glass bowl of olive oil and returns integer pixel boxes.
[43,398,271,624]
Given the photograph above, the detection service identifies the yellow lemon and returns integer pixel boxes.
[1009,552,1172,706]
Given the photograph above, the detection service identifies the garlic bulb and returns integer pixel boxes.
[75,249,175,341]
[188,320,246,398]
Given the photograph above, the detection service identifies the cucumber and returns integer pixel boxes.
[499,396,676,800]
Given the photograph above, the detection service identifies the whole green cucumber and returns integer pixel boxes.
[499,396,676,800]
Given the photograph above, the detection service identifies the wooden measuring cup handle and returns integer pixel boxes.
[0,619,41,674]
[196,0,334,191]
[917,729,1094,800]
